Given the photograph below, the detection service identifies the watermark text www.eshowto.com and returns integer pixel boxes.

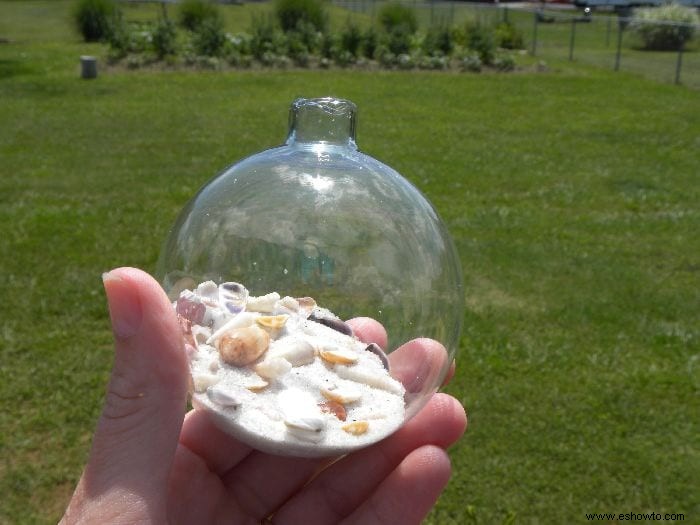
[586,512,685,521]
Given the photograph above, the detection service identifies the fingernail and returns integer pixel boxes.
[102,271,142,339]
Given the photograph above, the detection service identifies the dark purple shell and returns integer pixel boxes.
[365,343,390,371]
[308,312,354,337]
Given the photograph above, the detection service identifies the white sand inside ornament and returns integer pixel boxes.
[175,280,406,457]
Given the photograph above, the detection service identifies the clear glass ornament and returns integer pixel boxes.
[157,97,463,456]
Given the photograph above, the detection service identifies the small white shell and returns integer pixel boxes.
[193,373,219,393]
[284,414,325,432]
[275,295,299,313]
[321,386,362,404]
[247,292,281,313]
[244,375,269,391]
[267,338,315,366]
[207,312,256,345]
[296,297,317,318]
[196,281,219,304]
[335,365,405,395]
[254,357,292,380]
[206,384,248,407]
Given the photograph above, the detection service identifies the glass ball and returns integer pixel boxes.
[157,98,463,456]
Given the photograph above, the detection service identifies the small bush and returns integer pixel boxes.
[290,20,323,54]
[340,20,363,58]
[385,26,414,55]
[192,16,226,56]
[495,21,524,50]
[275,0,327,33]
[461,52,482,72]
[493,52,515,71]
[379,2,418,34]
[465,22,495,65]
[179,0,222,32]
[423,26,453,56]
[152,18,177,58]
[74,0,120,42]
[631,3,699,50]
[250,14,283,59]
[362,27,379,59]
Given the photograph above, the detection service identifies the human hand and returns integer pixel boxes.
[61,267,467,524]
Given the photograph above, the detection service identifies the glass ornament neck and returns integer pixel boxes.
[286,98,358,149]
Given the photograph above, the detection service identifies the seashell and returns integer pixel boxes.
[342,421,369,436]
[178,315,196,347]
[196,281,220,306]
[219,282,248,314]
[246,292,281,313]
[295,297,317,318]
[176,293,206,325]
[276,296,300,314]
[267,338,316,366]
[335,365,405,395]
[255,314,289,330]
[284,414,325,432]
[217,325,270,366]
[308,309,354,337]
[244,376,269,392]
[207,308,231,332]
[320,386,362,404]
[207,312,256,345]
[191,325,212,346]
[319,400,347,421]
[280,387,327,441]
[192,372,220,393]
[319,346,359,365]
[365,343,390,371]
[254,357,292,380]
[206,384,249,407]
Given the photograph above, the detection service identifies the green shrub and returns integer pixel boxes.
[340,20,363,57]
[250,13,283,59]
[465,22,495,65]
[178,0,222,31]
[495,21,524,50]
[152,18,177,58]
[192,16,226,56]
[73,0,120,42]
[379,2,418,34]
[493,52,515,71]
[423,26,453,56]
[362,27,379,59]
[461,52,482,72]
[275,0,327,33]
[385,26,414,55]
[631,3,699,50]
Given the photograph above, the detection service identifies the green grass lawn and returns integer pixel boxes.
[1,1,699,523]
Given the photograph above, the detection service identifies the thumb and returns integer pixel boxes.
[66,268,188,521]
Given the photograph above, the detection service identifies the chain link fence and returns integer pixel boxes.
[331,0,700,89]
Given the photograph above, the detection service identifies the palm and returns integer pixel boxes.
[61,268,466,525]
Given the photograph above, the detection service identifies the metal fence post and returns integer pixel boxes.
[569,19,577,61]
[675,41,684,85]
[532,10,539,56]
[614,25,623,71]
